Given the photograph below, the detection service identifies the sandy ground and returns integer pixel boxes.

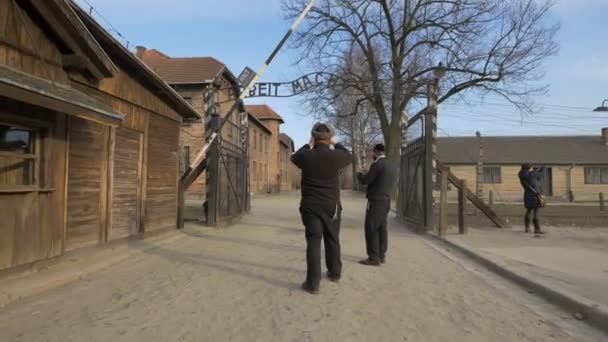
[0,193,579,342]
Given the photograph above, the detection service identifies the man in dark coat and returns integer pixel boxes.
[291,123,352,294]
[357,144,396,266]
[518,164,545,235]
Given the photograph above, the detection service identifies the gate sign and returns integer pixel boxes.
[244,72,341,98]
[237,66,256,87]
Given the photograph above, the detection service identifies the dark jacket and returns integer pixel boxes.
[357,156,396,201]
[518,168,544,209]
[291,143,352,208]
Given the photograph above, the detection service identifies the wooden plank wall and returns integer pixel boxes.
[0,0,69,84]
[66,117,108,250]
[0,100,66,270]
[145,114,179,231]
[109,127,142,240]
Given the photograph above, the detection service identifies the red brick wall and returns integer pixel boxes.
[180,121,206,198]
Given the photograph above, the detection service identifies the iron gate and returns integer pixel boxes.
[399,114,427,228]
[206,108,249,225]
[398,81,439,231]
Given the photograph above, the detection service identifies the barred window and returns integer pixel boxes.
[483,166,501,184]
[0,123,37,187]
[585,167,608,184]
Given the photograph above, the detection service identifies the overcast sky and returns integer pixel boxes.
[75,0,608,145]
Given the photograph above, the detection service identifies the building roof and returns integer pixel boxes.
[29,0,118,80]
[279,133,295,151]
[136,47,235,85]
[71,5,200,120]
[246,104,284,123]
[248,113,272,135]
[437,136,608,165]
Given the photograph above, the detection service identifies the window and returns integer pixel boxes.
[585,167,608,184]
[0,123,37,187]
[483,166,501,184]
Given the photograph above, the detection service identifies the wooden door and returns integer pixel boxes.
[109,127,143,240]
[66,117,107,250]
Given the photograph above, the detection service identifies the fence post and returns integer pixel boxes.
[439,167,449,236]
[206,113,220,226]
[423,79,439,232]
[458,179,467,234]
[601,192,605,211]
[489,190,494,208]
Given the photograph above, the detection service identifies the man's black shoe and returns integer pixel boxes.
[301,282,319,295]
[327,271,340,283]
[359,258,380,266]
[380,257,385,264]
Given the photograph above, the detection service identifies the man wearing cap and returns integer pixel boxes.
[291,123,352,294]
[357,144,396,266]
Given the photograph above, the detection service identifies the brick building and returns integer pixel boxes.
[246,104,292,193]
[437,130,608,202]
[135,47,241,199]
[136,48,294,196]
[279,133,295,191]
[248,113,272,193]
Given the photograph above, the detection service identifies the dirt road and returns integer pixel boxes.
[0,193,580,341]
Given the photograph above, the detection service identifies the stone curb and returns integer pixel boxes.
[426,233,608,335]
[0,231,186,309]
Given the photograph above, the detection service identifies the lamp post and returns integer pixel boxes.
[593,100,608,112]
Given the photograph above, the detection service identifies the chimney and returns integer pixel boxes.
[135,46,147,59]
[603,128,608,146]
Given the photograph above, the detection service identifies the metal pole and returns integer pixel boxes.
[182,0,317,185]
[476,131,484,202]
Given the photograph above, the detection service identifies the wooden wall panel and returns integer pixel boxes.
[572,166,608,201]
[98,71,180,122]
[0,104,66,271]
[0,0,69,83]
[145,114,179,231]
[66,117,107,250]
[109,127,142,240]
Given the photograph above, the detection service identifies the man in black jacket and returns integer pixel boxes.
[291,123,352,294]
[357,144,396,266]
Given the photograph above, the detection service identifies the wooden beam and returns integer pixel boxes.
[437,161,509,229]
[139,114,149,234]
[62,115,70,253]
[0,82,122,126]
[105,126,116,241]
[439,166,449,236]
[458,179,467,235]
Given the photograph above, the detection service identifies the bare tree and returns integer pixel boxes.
[304,48,383,188]
[283,0,559,161]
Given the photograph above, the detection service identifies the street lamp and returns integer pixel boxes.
[593,99,608,112]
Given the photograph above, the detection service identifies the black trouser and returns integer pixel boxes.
[525,207,541,232]
[300,205,342,290]
[364,199,390,262]
[525,207,539,221]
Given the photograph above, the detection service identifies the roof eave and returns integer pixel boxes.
[70,4,200,120]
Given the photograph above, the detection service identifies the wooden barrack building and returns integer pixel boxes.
[0,0,199,273]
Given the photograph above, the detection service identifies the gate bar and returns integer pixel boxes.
[181,0,318,189]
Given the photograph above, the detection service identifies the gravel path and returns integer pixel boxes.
[0,193,576,342]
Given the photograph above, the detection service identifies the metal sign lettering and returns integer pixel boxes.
[242,72,340,98]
